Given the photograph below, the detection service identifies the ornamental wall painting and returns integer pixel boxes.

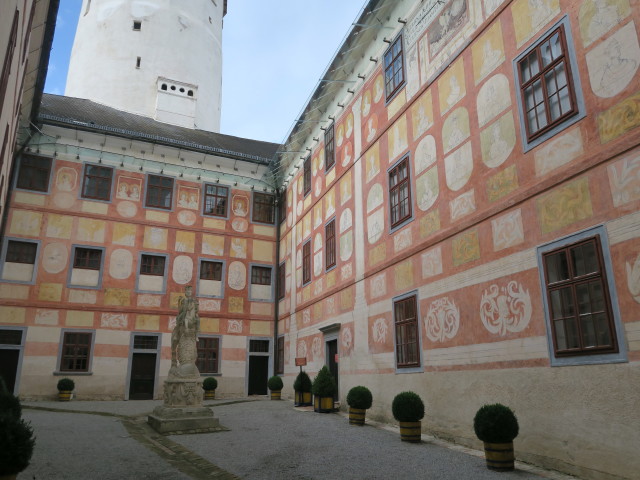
[442,107,470,154]
[607,150,640,207]
[511,0,559,47]
[491,209,525,251]
[424,296,460,343]
[416,166,439,212]
[537,178,593,234]
[479,281,532,336]
[480,112,516,169]
[406,44,421,101]
[341,324,354,356]
[116,175,142,201]
[176,185,199,210]
[579,0,631,47]
[55,167,77,192]
[368,314,393,354]
[232,195,248,217]
[534,128,584,177]
[428,0,469,58]
[444,141,473,191]
[476,74,511,127]
[411,89,434,141]
[365,142,380,183]
[472,19,505,85]
[415,135,437,175]
[439,57,466,115]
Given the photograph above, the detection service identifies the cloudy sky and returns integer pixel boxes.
[44,1,366,144]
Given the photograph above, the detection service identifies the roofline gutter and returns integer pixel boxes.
[38,113,275,166]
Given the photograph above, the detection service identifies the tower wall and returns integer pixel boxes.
[65,0,223,132]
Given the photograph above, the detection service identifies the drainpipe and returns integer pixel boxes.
[272,189,281,376]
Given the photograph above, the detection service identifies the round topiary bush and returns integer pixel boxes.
[0,415,35,477]
[473,403,519,443]
[267,375,283,391]
[202,377,218,391]
[311,366,336,397]
[0,390,22,419]
[293,371,312,392]
[347,386,373,410]
[392,391,425,422]
[56,378,75,392]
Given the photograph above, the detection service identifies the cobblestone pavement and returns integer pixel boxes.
[21,399,578,480]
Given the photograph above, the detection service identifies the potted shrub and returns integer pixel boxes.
[0,382,35,480]
[202,377,218,400]
[267,375,283,400]
[293,371,312,406]
[56,378,75,401]
[473,403,519,471]
[392,391,425,442]
[346,386,372,426]
[311,366,336,413]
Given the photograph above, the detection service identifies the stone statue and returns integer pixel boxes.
[170,285,200,378]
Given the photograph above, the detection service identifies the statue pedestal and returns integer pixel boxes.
[147,377,222,434]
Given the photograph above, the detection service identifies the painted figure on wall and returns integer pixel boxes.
[170,285,201,378]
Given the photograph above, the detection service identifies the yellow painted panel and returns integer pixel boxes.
[597,91,640,143]
[170,292,184,308]
[81,201,109,215]
[203,218,225,230]
[369,244,387,266]
[252,240,274,262]
[394,260,415,291]
[250,320,270,336]
[104,288,131,306]
[202,234,225,256]
[254,225,275,237]
[143,226,168,250]
[537,178,593,234]
[0,284,29,300]
[303,195,312,210]
[387,89,407,119]
[113,223,137,246]
[200,317,220,333]
[325,167,336,186]
[38,283,62,301]
[175,231,195,253]
[14,191,45,206]
[135,315,160,331]
[66,310,94,327]
[77,218,106,243]
[0,306,26,324]
[452,230,481,267]
[250,302,272,316]
[145,210,169,223]
[10,210,42,236]
[229,297,244,313]
[46,214,73,239]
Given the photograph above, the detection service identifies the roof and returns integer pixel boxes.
[38,93,280,165]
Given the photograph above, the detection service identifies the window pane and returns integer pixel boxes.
[554,319,567,350]
[580,313,597,348]
[571,242,599,276]
[541,39,553,66]
[594,312,612,347]
[545,252,570,283]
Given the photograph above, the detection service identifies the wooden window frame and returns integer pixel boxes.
[394,294,420,368]
[0,10,19,115]
[252,192,275,224]
[16,155,52,192]
[73,247,102,270]
[388,156,412,229]
[303,155,311,197]
[145,174,174,210]
[278,262,286,300]
[81,164,113,201]
[140,254,166,276]
[203,184,228,217]
[324,123,335,172]
[60,331,93,372]
[542,235,618,357]
[384,34,405,101]
[302,240,311,285]
[6,240,37,264]
[197,336,220,374]
[251,265,272,286]
[276,336,285,374]
[200,260,222,281]
[325,219,336,270]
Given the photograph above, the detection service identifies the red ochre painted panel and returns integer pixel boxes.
[24,342,59,356]
[93,344,129,358]
[221,347,247,361]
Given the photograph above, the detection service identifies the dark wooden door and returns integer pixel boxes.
[327,339,339,400]
[129,353,156,400]
[0,349,19,394]
[248,356,268,395]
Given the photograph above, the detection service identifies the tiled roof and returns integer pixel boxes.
[39,94,280,164]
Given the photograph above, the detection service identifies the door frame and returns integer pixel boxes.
[0,326,27,395]
[244,336,272,396]
[319,323,341,398]
[124,332,161,400]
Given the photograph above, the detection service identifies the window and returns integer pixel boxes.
[140,254,165,275]
[197,336,220,374]
[73,247,102,270]
[251,266,272,285]
[59,331,93,372]
[0,10,19,115]
[145,174,173,209]
[325,219,336,270]
[278,189,286,224]
[81,164,113,201]
[200,260,222,281]
[324,123,335,172]
[1,239,39,283]
[394,294,420,369]
[133,335,158,349]
[252,192,275,224]
[133,20,141,30]
[303,156,311,196]
[16,155,51,192]
[384,34,405,101]
[514,17,584,151]
[249,339,269,353]
[203,184,228,217]
[388,156,412,229]
[278,262,286,300]
[302,241,311,285]
[276,336,284,374]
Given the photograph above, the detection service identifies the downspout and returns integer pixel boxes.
[272,189,281,376]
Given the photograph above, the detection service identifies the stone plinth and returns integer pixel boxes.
[147,405,221,434]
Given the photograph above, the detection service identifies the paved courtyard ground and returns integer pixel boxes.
[21,398,577,480]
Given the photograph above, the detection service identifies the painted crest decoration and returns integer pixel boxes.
[479,281,532,336]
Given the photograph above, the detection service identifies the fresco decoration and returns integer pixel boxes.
[589,22,639,99]
[143,226,167,250]
[53,193,75,209]
[297,339,308,358]
[452,229,480,266]
[100,313,128,329]
[367,183,384,213]
[626,253,640,303]
[421,246,443,279]
[537,178,593,234]
[340,172,352,205]
[232,195,249,217]
[116,200,137,218]
[367,209,385,245]
[340,208,353,233]
[55,167,77,192]
[229,297,244,313]
[473,21,505,84]
[227,319,243,333]
[416,166,439,212]
[607,151,640,206]
[394,261,414,291]
[231,217,249,232]
[369,244,386,266]
[46,214,73,239]
[511,0,560,47]
[370,273,387,299]
[479,281,532,336]
[428,0,469,58]
[116,176,142,201]
[411,89,434,141]
[483,0,505,16]
[487,165,519,202]
[492,209,525,251]
[230,238,247,259]
[406,44,421,100]
[579,0,631,47]
[365,142,380,183]
[534,127,584,177]
[442,107,470,154]
[415,135,437,175]
[444,141,473,191]
[341,325,354,356]
[387,115,409,163]
[424,297,460,343]
[364,113,379,145]
[420,210,441,239]
[175,231,195,253]
[109,249,133,280]
[325,188,336,220]
[172,255,193,285]
[35,309,59,326]
[372,317,389,344]
[77,218,106,243]
[228,261,246,290]
[340,231,353,262]
[480,112,516,168]
[311,336,322,360]
[314,251,323,277]
[477,73,511,127]
[394,228,412,253]
[10,210,42,236]
[177,185,199,210]
[42,243,69,274]
[450,189,476,221]
[439,57,466,115]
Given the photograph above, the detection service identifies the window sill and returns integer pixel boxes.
[395,365,423,374]
[53,371,93,376]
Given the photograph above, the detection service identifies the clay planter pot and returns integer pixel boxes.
[270,390,282,400]
[399,421,422,442]
[294,391,312,406]
[313,395,334,413]
[58,391,72,402]
[204,390,216,400]
[483,442,515,471]
[348,407,366,425]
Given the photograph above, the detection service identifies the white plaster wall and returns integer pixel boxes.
[139,274,163,292]
[2,262,34,282]
[199,279,222,297]
[70,268,100,287]
[66,0,223,132]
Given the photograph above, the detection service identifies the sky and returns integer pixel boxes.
[44,1,367,144]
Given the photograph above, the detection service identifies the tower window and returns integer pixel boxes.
[161,84,167,91]
[188,90,194,97]
[133,21,141,31]
[136,57,141,68]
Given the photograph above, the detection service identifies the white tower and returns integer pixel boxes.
[65,0,225,132]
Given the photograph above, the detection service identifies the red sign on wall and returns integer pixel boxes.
[334,354,339,363]
[295,357,307,366]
